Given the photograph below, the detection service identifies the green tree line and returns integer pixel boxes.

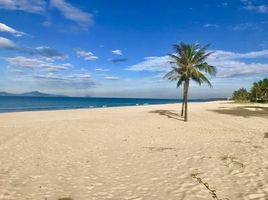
[232,78,268,103]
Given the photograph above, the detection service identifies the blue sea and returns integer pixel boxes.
[0,96,219,113]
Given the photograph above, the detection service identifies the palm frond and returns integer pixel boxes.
[165,42,216,90]
[196,63,217,76]
[191,69,213,87]
[176,77,185,88]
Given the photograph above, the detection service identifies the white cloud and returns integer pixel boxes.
[208,59,268,77]
[7,67,24,74]
[207,50,268,77]
[0,0,46,13]
[210,49,268,59]
[229,23,257,31]
[0,0,93,28]
[96,68,110,72]
[29,73,95,89]
[0,39,67,61]
[74,74,91,79]
[242,0,268,13]
[0,36,16,49]
[76,50,98,61]
[127,49,268,77]
[32,73,94,89]
[34,73,91,81]
[33,46,67,60]
[6,56,72,72]
[127,56,172,72]
[104,76,120,80]
[0,22,26,36]
[5,54,95,90]
[112,49,122,55]
[203,24,219,28]
[50,0,93,27]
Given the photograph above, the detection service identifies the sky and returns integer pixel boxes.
[0,0,268,99]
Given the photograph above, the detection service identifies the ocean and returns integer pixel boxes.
[0,96,218,113]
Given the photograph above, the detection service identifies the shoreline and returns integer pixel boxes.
[0,99,228,115]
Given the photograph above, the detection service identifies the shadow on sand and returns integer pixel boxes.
[209,106,268,119]
[149,110,184,121]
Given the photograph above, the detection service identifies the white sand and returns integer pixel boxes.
[0,101,267,200]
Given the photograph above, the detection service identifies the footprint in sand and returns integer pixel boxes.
[220,155,245,175]
[143,146,177,153]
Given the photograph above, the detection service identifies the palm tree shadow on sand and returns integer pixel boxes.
[149,110,184,121]
[209,106,268,118]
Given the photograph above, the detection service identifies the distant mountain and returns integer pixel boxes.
[20,91,57,97]
[0,91,66,97]
[0,92,15,96]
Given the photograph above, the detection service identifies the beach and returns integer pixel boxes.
[0,101,267,200]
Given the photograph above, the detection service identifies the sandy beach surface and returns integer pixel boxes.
[0,101,268,200]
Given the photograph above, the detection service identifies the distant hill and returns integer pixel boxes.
[0,92,14,96]
[0,91,66,97]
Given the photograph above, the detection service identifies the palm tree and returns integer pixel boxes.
[164,43,216,121]
[260,78,268,103]
[251,79,268,102]
[251,81,262,102]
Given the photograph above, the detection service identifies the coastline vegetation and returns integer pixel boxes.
[232,78,268,103]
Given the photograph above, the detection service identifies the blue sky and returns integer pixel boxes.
[0,0,268,98]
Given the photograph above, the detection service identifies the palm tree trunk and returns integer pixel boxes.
[255,92,258,102]
[181,82,186,117]
[184,80,190,122]
[181,98,185,117]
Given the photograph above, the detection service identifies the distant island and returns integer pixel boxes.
[0,91,66,97]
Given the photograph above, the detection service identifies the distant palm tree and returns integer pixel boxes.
[260,78,268,103]
[251,81,262,102]
[164,43,216,121]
